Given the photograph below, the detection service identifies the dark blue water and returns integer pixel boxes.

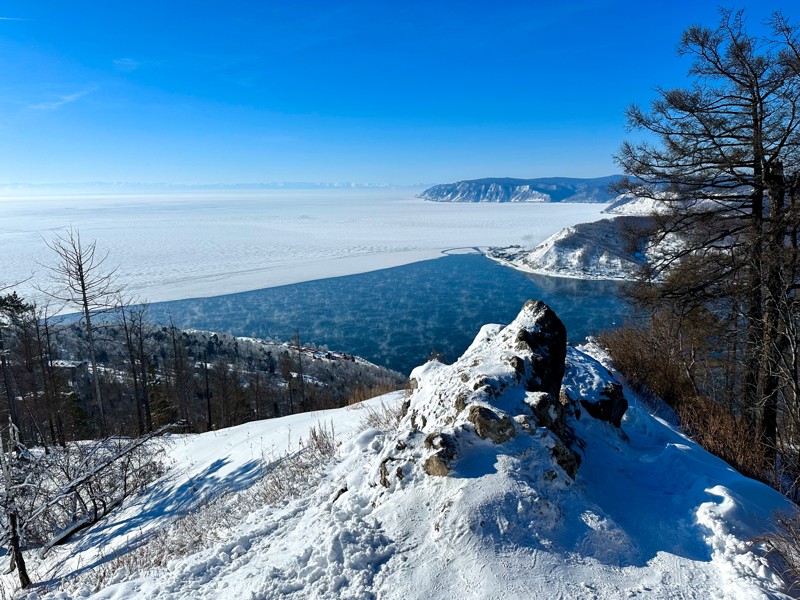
[147,254,626,375]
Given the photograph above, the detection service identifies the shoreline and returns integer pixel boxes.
[485,250,634,283]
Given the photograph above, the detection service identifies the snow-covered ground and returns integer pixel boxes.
[0,189,608,304]
[12,303,795,599]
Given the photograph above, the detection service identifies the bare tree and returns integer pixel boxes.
[41,228,122,434]
[117,298,154,434]
[0,423,32,589]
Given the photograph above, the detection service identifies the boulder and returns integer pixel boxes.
[467,406,516,444]
[525,392,566,438]
[423,432,457,476]
[579,382,627,427]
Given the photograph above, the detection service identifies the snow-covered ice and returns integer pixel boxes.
[0,189,608,304]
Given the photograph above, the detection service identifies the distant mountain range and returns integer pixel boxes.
[419,175,622,203]
[0,181,404,194]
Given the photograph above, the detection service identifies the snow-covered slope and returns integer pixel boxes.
[603,194,672,215]
[16,302,795,599]
[487,216,656,281]
[604,192,750,216]
[420,176,621,203]
[488,192,731,281]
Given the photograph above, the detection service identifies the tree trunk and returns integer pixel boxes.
[8,511,30,588]
[81,304,106,434]
[138,335,152,432]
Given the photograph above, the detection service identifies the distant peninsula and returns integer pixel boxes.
[419,175,622,203]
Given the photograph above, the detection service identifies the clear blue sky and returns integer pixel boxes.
[0,1,793,186]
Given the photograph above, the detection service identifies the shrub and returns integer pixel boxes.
[599,320,769,485]
[675,395,766,483]
[760,508,800,591]
[357,400,405,431]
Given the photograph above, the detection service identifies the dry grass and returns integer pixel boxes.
[345,382,406,406]
[60,421,341,595]
[65,488,243,593]
[250,421,338,504]
[358,400,405,431]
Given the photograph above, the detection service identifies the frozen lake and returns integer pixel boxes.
[1,189,608,304]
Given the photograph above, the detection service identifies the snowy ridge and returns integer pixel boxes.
[421,181,551,202]
[16,302,795,599]
[419,176,621,203]
[487,192,735,282]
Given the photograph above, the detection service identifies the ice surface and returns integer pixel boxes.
[0,189,608,304]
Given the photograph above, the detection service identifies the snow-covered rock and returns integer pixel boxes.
[603,194,673,215]
[395,299,580,480]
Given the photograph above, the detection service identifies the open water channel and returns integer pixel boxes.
[146,253,627,375]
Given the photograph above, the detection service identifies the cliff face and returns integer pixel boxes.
[419,176,622,203]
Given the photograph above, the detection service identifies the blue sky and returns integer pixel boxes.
[0,1,794,186]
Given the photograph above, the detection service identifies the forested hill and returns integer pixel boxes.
[0,308,405,444]
[419,175,622,203]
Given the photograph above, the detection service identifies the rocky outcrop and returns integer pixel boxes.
[367,300,630,496]
[369,301,584,487]
[487,216,656,282]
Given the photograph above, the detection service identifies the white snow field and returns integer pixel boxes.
[12,302,795,599]
[0,189,608,304]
